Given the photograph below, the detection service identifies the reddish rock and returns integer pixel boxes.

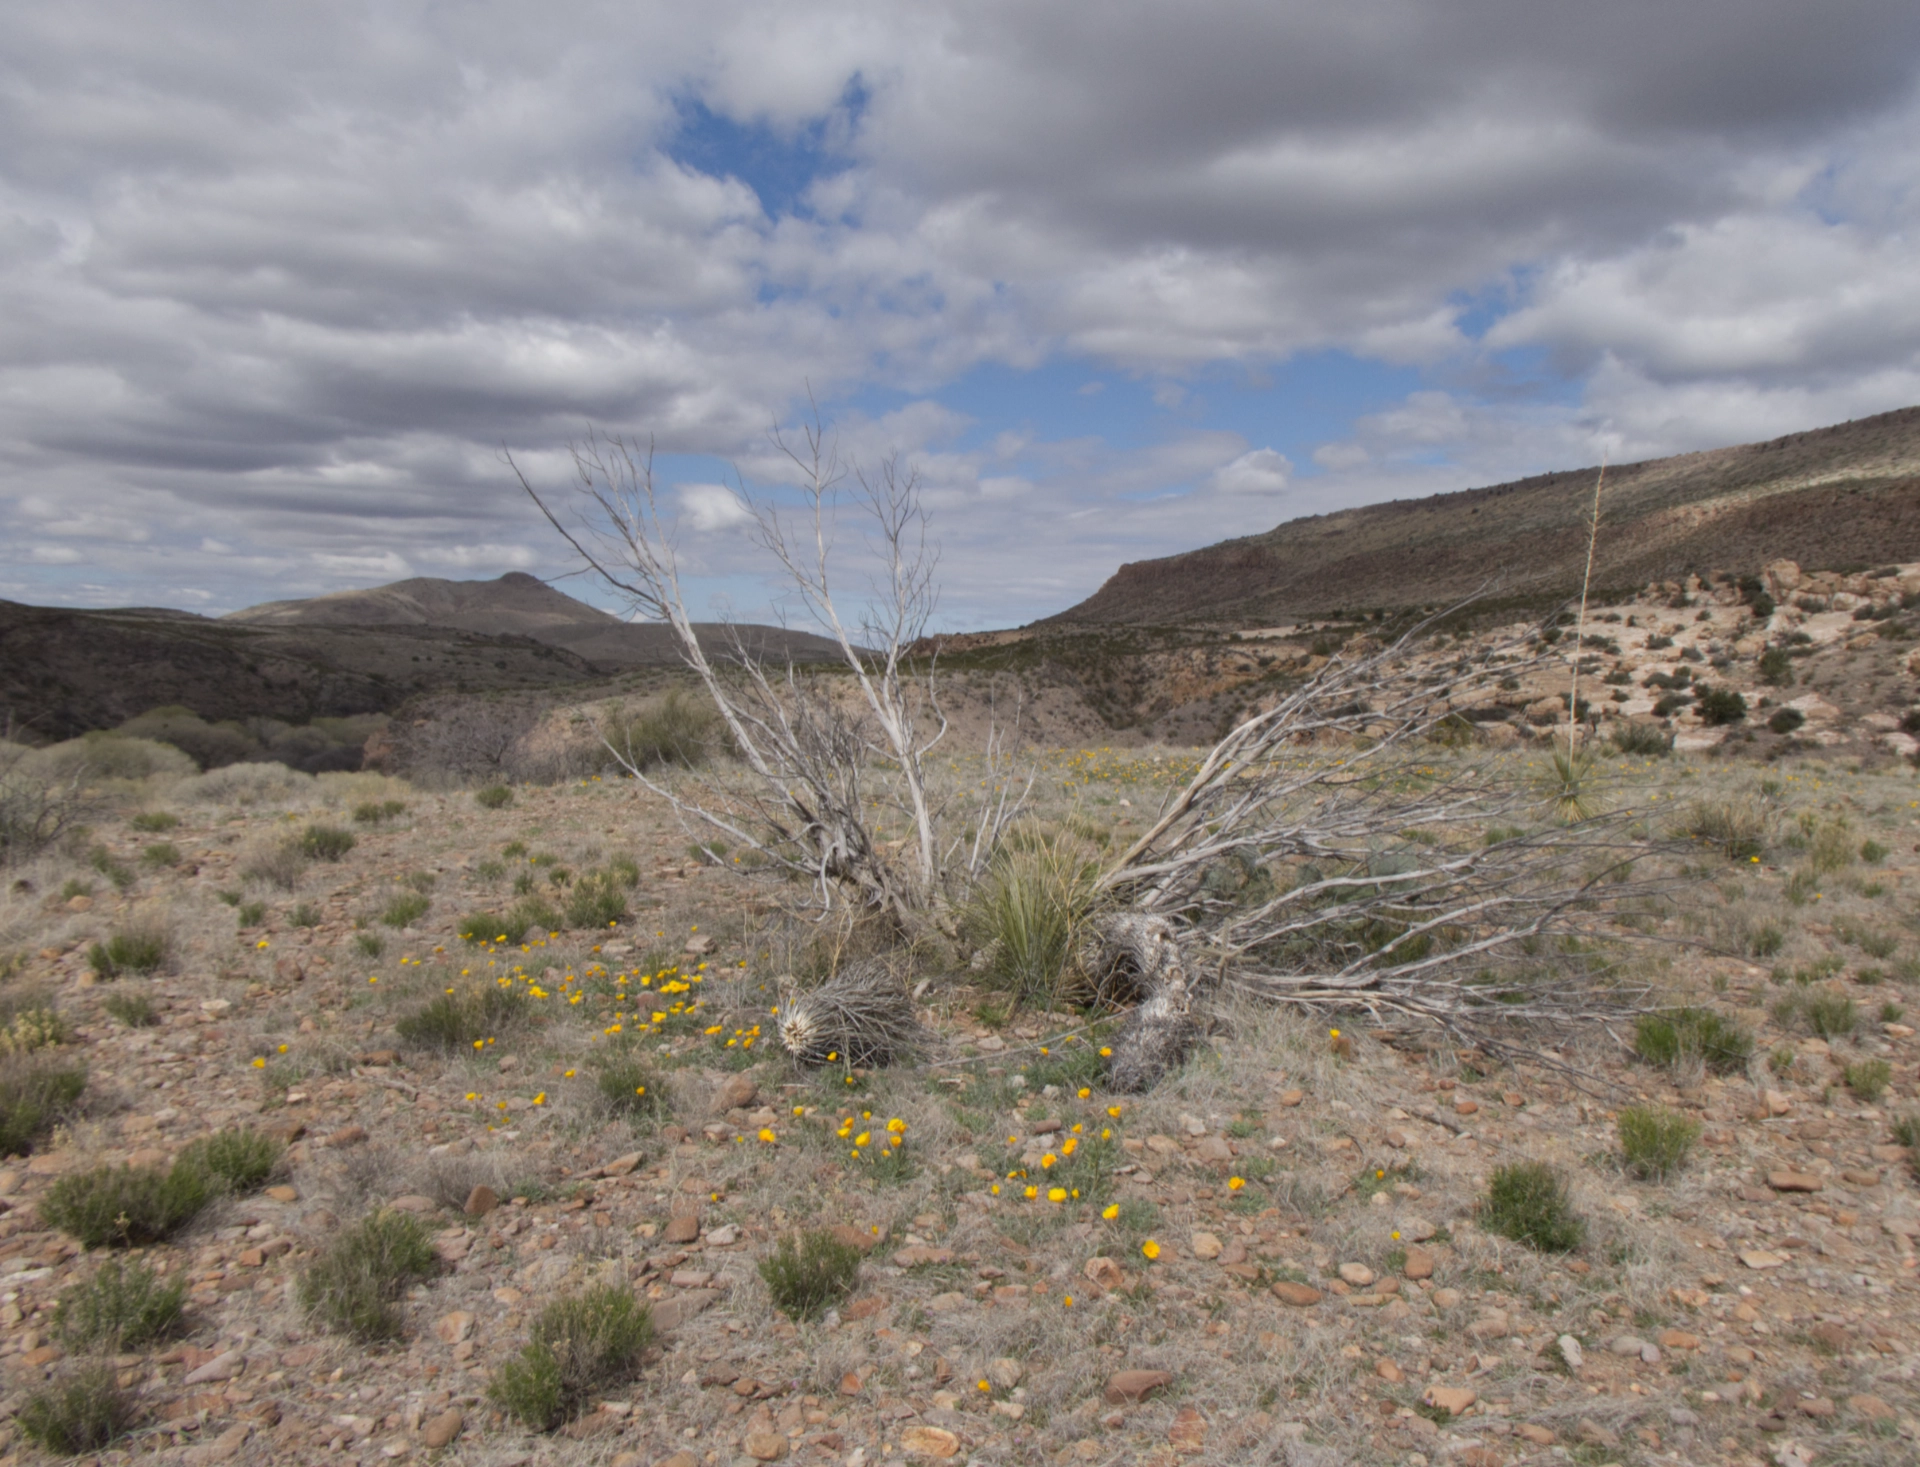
[421,1410,463,1448]
[1401,1247,1435,1280]
[325,1124,368,1148]
[1767,1170,1823,1193]
[1424,1385,1475,1416]
[463,1185,499,1217]
[1168,1406,1208,1454]
[664,1211,701,1243]
[1104,1368,1174,1403]
[1271,1281,1323,1307]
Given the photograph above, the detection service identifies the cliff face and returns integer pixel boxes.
[1048,406,1920,626]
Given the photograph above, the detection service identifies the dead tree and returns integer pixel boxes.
[512,423,993,926]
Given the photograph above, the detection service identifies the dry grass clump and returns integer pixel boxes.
[488,1285,653,1430]
[175,761,316,807]
[298,822,356,860]
[16,1366,138,1454]
[775,959,923,1068]
[1617,1105,1700,1180]
[961,819,1107,1011]
[298,1209,438,1342]
[759,1229,863,1321]
[0,1053,87,1156]
[594,1052,671,1121]
[86,918,170,978]
[101,990,159,1027]
[1679,795,1768,860]
[1844,1058,1892,1100]
[603,689,730,771]
[238,834,308,890]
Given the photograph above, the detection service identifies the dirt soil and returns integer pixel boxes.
[0,748,1917,1467]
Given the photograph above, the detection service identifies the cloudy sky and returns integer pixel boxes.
[5,1,1920,630]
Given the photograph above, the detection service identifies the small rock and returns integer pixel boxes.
[1374,1358,1404,1384]
[1797,1396,1836,1418]
[1431,1287,1462,1309]
[1656,1329,1700,1351]
[1191,1232,1223,1260]
[1168,1405,1208,1454]
[1401,1247,1434,1280]
[1279,1088,1304,1106]
[421,1409,463,1449]
[714,1074,757,1111]
[181,1423,250,1464]
[1384,1128,1409,1148]
[1083,1256,1126,1290]
[326,1124,368,1148]
[1516,1423,1555,1445]
[389,1194,436,1214]
[1468,1310,1508,1340]
[1766,1170,1823,1193]
[1104,1368,1174,1403]
[1740,1249,1788,1269]
[359,1049,400,1067]
[1398,1216,1436,1242]
[1577,1418,1619,1448]
[464,1184,499,1217]
[829,1223,877,1254]
[1557,1335,1584,1373]
[1607,1334,1649,1357]
[434,1311,474,1344]
[1423,1385,1475,1416]
[600,1151,644,1177]
[665,1211,701,1244]
[1848,1393,1896,1420]
[264,1184,299,1203]
[1453,1098,1479,1115]
[900,1425,960,1459]
[184,1348,245,1384]
[1271,1281,1323,1307]
[1764,1089,1793,1116]
[743,1430,787,1461]
[1337,1262,1375,1287]
[988,1357,1023,1389]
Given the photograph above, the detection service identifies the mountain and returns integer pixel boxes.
[1046,405,1920,627]
[225,572,848,668]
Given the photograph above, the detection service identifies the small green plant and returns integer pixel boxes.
[129,811,179,833]
[88,846,134,891]
[53,1259,186,1350]
[1479,1161,1584,1252]
[1804,992,1857,1038]
[595,1054,669,1121]
[289,902,323,928]
[355,932,385,957]
[1617,1105,1700,1180]
[1769,1044,1796,1077]
[759,1228,863,1321]
[1634,1007,1754,1075]
[381,892,430,928]
[603,689,730,772]
[178,1127,284,1192]
[476,858,506,879]
[488,1285,654,1430]
[87,927,169,978]
[352,799,408,825]
[1757,647,1794,687]
[396,985,529,1050]
[564,869,629,929]
[1768,707,1805,735]
[139,841,180,868]
[0,1055,87,1155]
[16,1366,137,1454]
[1861,839,1890,864]
[1680,797,1766,860]
[1881,1001,1905,1023]
[1749,924,1784,958]
[0,1003,68,1053]
[239,839,306,890]
[40,1161,214,1248]
[961,821,1106,1011]
[101,991,159,1027]
[299,1209,438,1342]
[1890,1114,1920,1148]
[299,824,356,861]
[502,839,527,857]
[1694,686,1747,726]
[1610,720,1672,756]
[1844,1058,1892,1101]
[475,784,514,810]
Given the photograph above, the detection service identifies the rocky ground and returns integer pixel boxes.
[0,734,1917,1467]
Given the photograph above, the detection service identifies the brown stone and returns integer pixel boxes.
[656,1455,699,1467]
[715,1074,758,1111]
[1083,1256,1126,1291]
[1798,1397,1836,1418]
[1279,1088,1304,1106]
[1423,1385,1476,1416]
[1190,1232,1223,1260]
[900,1425,960,1459]
[1401,1247,1434,1280]
[1655,1329,1700,1351]
[1576,1419,1618,1448]
[1104,1369,1174,1404]
[1453,1098,1479,1115]
[830,1223,877,1254]
[1841,1169,1882,1186]
[839,1371,864,1395]
[743,1431,787,1461]
[1271,1281,1323,1307]
[1375,1359,1404,1384]
[665,1211,701,1243]
[434,1311,474,1344]
[1766,1170,1823,1193]
[1337,1262,1375,1287]
[421,1410,463,1448]
[1848,1394,1896,1421]
[1168,1406,1208,1454]
[1740,1249,1788,1270]
[1515,1423,1555,1446]
[359,1049,400,1067]
[325,1124,368,1147]
[462,1184,498,1217]
[264,1184,299,1202]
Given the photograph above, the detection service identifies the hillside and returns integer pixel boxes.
[1048,405,1920,627]
[227,572,848,669]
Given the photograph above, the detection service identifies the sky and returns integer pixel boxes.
[4,1,1920,632]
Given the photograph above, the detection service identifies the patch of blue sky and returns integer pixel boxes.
[666,81,868,221]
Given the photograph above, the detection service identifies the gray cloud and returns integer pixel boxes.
[1,2,1917,625]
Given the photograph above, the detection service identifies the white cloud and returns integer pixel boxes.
[1209,448,1293,495]
[678,482,755,532]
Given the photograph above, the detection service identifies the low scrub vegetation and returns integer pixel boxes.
[1845,1058,1892,1101]
[16,1367,137,1455]
[299,823,356,860]
[87,924,169,978]
[759,1228,863,1321]
[40,1161,214,1248]
[1479,1161,1585,1252]
[1634,1006,1754,1075]
[298,1209,438,1342]
[396,984,530,1051]
[961,821,1106,1011]
[602,689,730,772]
[1617,1105,1700,1180]
[595,1053,670,1121]
[53,1259,186,1349]
[489,1285,653,1430]
[0,1055,87,1156]
[476,783,514,809]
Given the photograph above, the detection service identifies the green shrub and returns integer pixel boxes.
[1768,707,1805,735]
[177,1127,283,1192]
[129,811,179,833]
[488,1285,653,1430]
[1844,1058,1892,1101]
[299,824,356,861]
[237,899,267,927]
[1610,720,1672,756]
[1804,992,1857,1038]
[16,1366,137,1454]
[595,1055,669,1121]
[289,902,323,928]
[1695,687,1747,726]
[396,985,529,1050]
[381,892,430,928]
[564,869,629,929]
[1634,1007,1754,1075]
[1862,839,1890,865]
[352,799,408,825]
[759,1229,863,1321]
[603,689,730,772]
[88,846,134,892]
[1891,1113,1920,1148]
[1758,647,1794,686]
[40,1161,213,1248]
[0,1056,87,1156]
[298,1210,438,1342]
[961,822,1105,1011]
[1749,924,1784,958]
[87,927,169,979]
[355,932,385,957]
[475,784,514,810]
[139,841,180,867]
[0,1002,68,1054]
[508,895,562,939]
[1617,1105,1700,1181]
[1679,797,1767,861]
[1479,1161,1585,1252]
[53,1259,186,1350]
[102,991,159,1027]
